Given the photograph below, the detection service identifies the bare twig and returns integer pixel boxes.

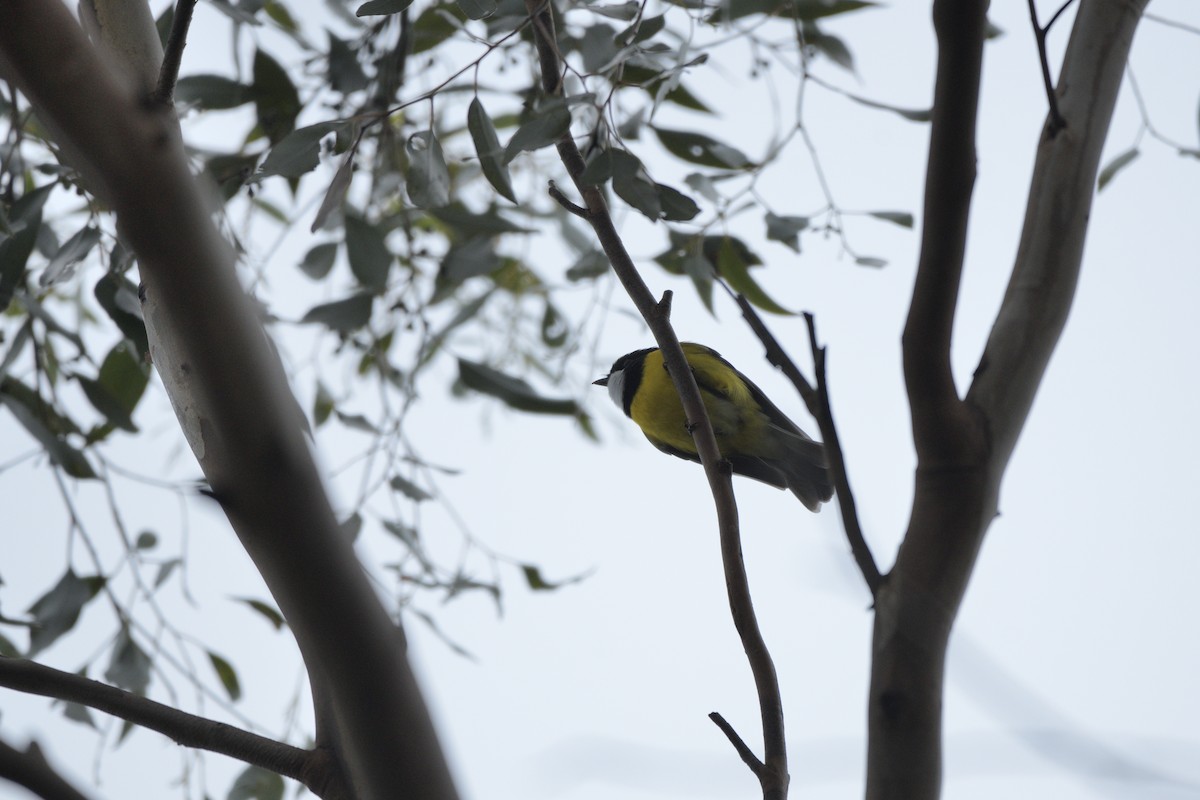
[803,313,882,595]
[154,0,197,106]
[722,280,881,595]
[547,180,588,218]
[709,712,765,774]
[1026,0,1070,135]
[523,0,788,795]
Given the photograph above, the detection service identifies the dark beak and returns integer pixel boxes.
[593,376,609,387]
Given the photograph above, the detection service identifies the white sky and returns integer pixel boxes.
[1,1,1198,799]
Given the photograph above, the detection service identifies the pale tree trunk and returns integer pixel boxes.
[868,1,1149,797]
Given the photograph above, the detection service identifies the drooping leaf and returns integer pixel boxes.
[0,378,96,479]
[234,597,286,630]
[251,50,301,144]
[579,147,614,185]
[105,629,152,696]
[327,34,369,93]
[0,217,39,312]
[855,255,888,268]
[656,183,700,221]
[406,131,451,208]
[135,531,158,549]
[680,250,715,313]
[227,765,285,800]
[434,238,502,300]
[565,250,609,282]
[540,301,568,347]
[716,237,793,315]
[154,559,181,589]
[867,210,914,228]
[298,242,338,280]
[615,13,665,45]
[339,513,363,542]
[26,570,103,657]
[1098,148,1139,191]
[300,293,374,331]
[94,274,149,358]
[343,215,392,290]
[174,75,252,110]
[765,212,809,252]
[356,0,414,15]
[208,651,242,701]
[258,122,343,179]
[457,359,581,415]
[653,127,753,169]
[503,98,571,164]
[429,203,532,237]
[390,474,433,501]
[335,410,377,432]
[610,149,660,220]
[410,3,465,53]
[76,340,149,433]
[311,147,357,232]
[804,24,855,73]
[467,98,516,203]
[40,225,101,288]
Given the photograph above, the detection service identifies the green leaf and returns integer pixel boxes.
[711,0,877,23]
[456,0,496,19]
[521,564,560,591]
[615,13,665,45]
[653,127,753,169]
[234,597,286,630]
[228,765,284,800]
[208,651,242,701]
[335,410,377,432]
[344,215,392,289]
[406,131,451,209]
[356,0,414,15]
[105,629,151,695]
[579,148,613,185]
[300,293,374,331]
[1098,148,1139,191]
[565,250,609,282]
[0,377,96,479]
[467,98,516,203]
[154,559,180,589]
[258,122,342,178]
[457,359,581,415]
[174,75,251,110]
[40,225,101,287]
[311,146,356,232]
[390,474,433,501]
[410,4,464,53]
[313,380,335,426]
[299,242,338,280]
[680,250,715,313]
[339,513,363,542]
[716,237,793,315]
[837,89,930,122]
[251,50,301,144]
[94,274,149,358]
[503,98,571,164]
[80,340,149,433]
[0,216,39,312]
[327,34,369,93]
[26,570,103,657]
[540,301,567,347]
[765,212,809,251]
[804,24,855,72]
[135,531,158,549]
[610,149,660,220]
[435,238,502,299]
[430,203,532,237]
[867,210,914,228]
[656,183,699,222]
[62,701,97,728]
[855,255,887,268]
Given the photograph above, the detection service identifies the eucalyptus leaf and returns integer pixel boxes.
[406,131,452,208]
[467,99,516,202]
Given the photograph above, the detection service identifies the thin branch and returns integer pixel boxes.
[1026,0,1068,135]
[547,180,588,218]
[709,712,765,775]
[803,313,882,595]
[0,657,337,795]
[523,0,788,795]
[0,738,92,800]
[154,0,197,106]
[901,0,990,464]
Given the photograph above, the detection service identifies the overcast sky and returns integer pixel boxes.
[1,1,1198,799]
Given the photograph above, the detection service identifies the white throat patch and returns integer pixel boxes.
[605,368,626,411]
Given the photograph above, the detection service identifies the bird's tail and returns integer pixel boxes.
[780,435,834,512]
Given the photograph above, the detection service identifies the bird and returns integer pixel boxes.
[594,342,833,511]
